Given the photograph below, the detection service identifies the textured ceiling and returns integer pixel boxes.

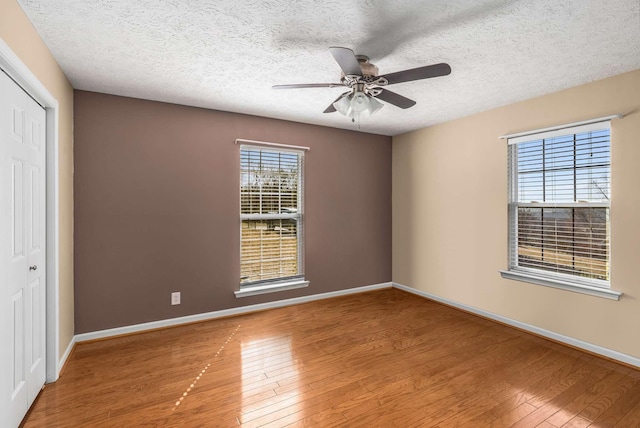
[17,0,640,136]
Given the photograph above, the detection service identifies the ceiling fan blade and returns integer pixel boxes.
[375,89,416,109]
[379,63,451,85]
[273,83,344,89]
[323,92,351,113]
[329,47,362,76]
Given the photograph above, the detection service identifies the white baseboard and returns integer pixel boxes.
[75,282,393,343]
[393,282,640,369]
[52,335,76,382]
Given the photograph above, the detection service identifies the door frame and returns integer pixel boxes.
[0,38,61,383]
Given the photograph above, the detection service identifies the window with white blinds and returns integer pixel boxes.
[507,122,611,287]
[240,145,304,287]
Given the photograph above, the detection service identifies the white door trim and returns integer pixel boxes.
[0,38,61,383]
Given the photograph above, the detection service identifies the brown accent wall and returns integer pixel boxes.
[74,91,391,333]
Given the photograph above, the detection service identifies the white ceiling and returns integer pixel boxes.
[17,0,640,136]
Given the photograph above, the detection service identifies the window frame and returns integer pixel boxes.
[499,119,622,300]
[236,144,308,297]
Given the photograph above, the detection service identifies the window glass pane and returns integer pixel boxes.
[240,150,299,215]
[241,219,299,283]
[517,207,609,281]
[516,129,610,203]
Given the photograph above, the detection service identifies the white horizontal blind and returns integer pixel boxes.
[508,123,610,285]
[240,145,304,286]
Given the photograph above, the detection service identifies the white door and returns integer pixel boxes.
[0,70,47,427]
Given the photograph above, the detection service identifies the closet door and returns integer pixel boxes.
[0,70,47,428]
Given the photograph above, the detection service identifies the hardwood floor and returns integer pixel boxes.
[22,288,640,427]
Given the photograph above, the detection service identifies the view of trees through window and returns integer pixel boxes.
[512,128,610,282]
[240,148,302,284]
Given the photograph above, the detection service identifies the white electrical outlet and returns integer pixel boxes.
[171,292,181,305]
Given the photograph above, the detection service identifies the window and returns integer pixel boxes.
[502,120,621,299]
[238,145,306,295]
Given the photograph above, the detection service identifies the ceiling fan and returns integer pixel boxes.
[273,47,451,122]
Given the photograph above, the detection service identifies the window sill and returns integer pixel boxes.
[499,270,622,301]
[234,279,310,298]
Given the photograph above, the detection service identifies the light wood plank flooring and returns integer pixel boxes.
[22,288,640,427]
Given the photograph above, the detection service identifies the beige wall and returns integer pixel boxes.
[1,0,75,360]
[393,69,640,359]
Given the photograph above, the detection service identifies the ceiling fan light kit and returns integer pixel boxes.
[332,95,352,115]
[366,96,384,114]
[333,91,384,122]
[273,47,451,124]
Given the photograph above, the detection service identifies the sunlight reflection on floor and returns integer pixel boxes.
[171,325,240,411]
[240,334,301,422]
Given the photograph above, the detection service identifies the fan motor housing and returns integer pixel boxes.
[339,55,379,78]
[340,55,385,89]
[356,55,379,77]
